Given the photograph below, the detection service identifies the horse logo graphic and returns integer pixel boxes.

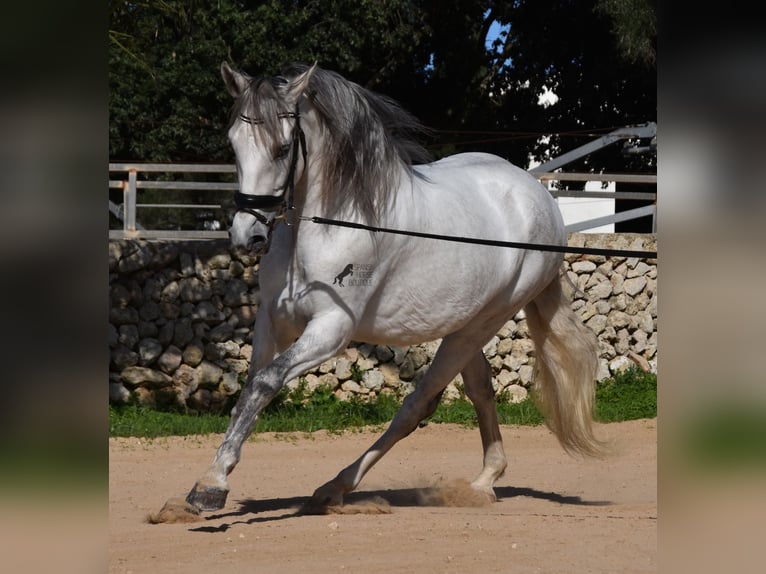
[333,263,354,286]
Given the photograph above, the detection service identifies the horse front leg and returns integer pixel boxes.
[184,366,280,511]
[181,313,352,513]
[223,307,279,435]
[182,308,279,511]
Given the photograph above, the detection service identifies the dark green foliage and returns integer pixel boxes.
[109,1,656,169]
[109,0,429,163]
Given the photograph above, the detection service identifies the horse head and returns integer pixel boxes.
[222,61,316,252]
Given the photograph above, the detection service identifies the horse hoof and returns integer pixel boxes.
[300,482,345,514]
[301,494,343,515]
[185,484,229,511]
[147,498,202,524]
[469,483,498,503]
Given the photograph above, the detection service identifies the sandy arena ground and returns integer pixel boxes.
[109,419,656,573]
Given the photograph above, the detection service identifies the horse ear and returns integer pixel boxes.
[221,62,250,98]
[284,62,318,105]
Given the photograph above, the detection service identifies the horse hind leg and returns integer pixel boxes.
[306,335,471,511]
[461,350,507,502]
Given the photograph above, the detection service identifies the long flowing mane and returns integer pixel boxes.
[286,64,431,220]
[233,64,431,221]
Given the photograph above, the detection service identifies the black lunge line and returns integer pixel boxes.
[301,216,657,259]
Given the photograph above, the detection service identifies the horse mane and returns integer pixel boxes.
[234,64,431,222]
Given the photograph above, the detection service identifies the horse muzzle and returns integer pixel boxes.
[229,211,271,252]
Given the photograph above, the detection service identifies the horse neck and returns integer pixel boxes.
[299,156,409,225]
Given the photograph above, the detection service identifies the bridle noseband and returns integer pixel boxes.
[233,104,307,231]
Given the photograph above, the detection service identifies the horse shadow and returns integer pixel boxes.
[189,485,611,533]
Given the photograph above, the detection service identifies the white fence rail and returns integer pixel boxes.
[109,163,656,240]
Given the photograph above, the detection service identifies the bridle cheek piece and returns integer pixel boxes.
[233,103,307,252]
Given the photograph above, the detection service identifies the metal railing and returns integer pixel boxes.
[109,163,656,240]
[540,172,656,233]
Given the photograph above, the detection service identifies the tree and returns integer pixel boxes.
[483,0,656,169]
[596,0,656,67]
[109,0,656,173]
[109,0,429,162]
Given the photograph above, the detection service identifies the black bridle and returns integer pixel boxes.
[233,104,307,226]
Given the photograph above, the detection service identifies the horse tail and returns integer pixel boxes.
[523,276,608,458]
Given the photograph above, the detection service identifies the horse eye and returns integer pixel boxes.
[274,143,291,159]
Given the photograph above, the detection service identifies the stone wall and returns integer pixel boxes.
[109,234,657,412]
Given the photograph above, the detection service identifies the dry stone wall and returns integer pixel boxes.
[108,234,657,412]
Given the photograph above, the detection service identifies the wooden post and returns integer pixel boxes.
[125,170,137,233]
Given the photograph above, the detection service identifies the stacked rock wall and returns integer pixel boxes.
[109,234,656,412]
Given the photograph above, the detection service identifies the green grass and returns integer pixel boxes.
[594,366,657,422]
[109,367,656,438]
